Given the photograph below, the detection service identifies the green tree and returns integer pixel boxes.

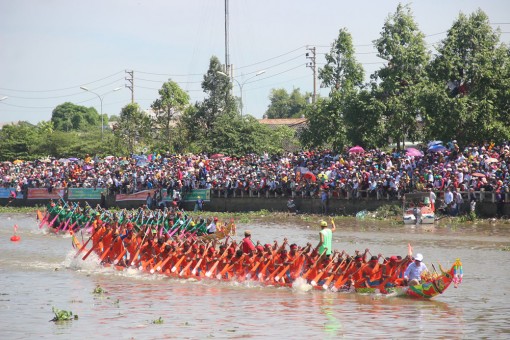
[300,97,346,150]
[372,3,429,149]
[114,103,151,154]
[180,56,237,152]
[265,88,310,118]
[301,28,366,150]
[151,80,190,147]
[208,115,297,155]
[51,102,100,132]
[423,9,510,144]
[319,28,365,93]
[0,122,40,160]
[343,89,386,148]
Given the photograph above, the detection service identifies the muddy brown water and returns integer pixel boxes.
[1,213,509,339]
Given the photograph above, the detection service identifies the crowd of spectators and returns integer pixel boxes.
[1,141,509,206]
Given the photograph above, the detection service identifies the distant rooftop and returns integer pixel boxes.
[0,121,29,129]
[258,118,307,128]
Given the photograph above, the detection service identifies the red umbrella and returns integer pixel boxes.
[348,146,365,154]
[471,172,485,177]
[211,153,225,159]
[302,172,317,182]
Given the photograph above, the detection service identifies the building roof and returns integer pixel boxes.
[258,118,307,128]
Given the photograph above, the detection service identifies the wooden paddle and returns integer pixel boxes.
[82,229,111,261]
[274,248,307,282]
[321,252,347,289]
[301,248,327,281]
[129,225,151,266]
[331,257,356,291]
[378,257,409,293]
[205,243,231,278]
[74,225,101,257]
[310,251,339,286]
[191,242,211,276]
[171,241,196,273]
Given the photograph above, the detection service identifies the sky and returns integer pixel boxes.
[1,0,509,125]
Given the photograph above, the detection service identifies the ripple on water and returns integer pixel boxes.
[1,214,510,338]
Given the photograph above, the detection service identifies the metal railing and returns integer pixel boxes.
[210,187,500,203]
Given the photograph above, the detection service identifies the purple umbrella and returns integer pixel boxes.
[406,147,424,157]
[69,157,79,161]
[348,146,365,154]
[82,165,93,171]
[428,144,447,152]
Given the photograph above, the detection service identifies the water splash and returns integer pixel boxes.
[292,277,312,292]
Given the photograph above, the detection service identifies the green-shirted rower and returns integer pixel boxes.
[316,218,336,257]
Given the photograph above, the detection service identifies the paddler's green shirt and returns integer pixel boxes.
[319,228,333,256]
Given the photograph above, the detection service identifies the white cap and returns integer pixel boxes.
[415,253,423,261]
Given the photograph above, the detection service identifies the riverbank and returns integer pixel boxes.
[3,205,510,232]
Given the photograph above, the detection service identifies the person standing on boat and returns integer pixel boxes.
[241,230,256,254]
[316,219,336,258]
[404,253,428,286]
[206,217,217,234]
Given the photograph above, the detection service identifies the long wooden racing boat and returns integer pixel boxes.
[70,229,462,299]
[37,204,234,241]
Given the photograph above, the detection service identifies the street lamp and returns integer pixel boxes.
[217,70,266,117]
[80,86,122,140]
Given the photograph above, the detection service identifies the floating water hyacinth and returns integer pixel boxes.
[51,307,78,322]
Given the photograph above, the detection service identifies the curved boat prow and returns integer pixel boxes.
[403,261,460,299]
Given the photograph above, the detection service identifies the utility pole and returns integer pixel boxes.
[224,0,230,75]
[125,70,134,103]
[306,46,317,103]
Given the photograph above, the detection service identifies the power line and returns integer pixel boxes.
[235,45,306,70]
[245,74,310,92]
[134,70,204,77]
[0,71,124,93]
[137,77,202,85]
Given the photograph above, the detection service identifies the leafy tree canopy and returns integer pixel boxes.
[265,88,309,118]
[51,102,100,132]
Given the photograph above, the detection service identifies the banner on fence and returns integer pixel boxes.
[27,188,65,200]
[160,190,173,202]
[116,190,155,202]
[68,188,104,200]
[183,189,211,202]
[0,188,23,199]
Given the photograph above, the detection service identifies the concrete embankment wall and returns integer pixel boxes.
[0,195,505,218]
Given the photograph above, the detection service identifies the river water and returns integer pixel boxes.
[1,212,510,339]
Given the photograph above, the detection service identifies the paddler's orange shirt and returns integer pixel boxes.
[92,226,105,246]
[232,255,245,274]
[362,263,381,280]
[111,237,125,258]
[350,263,366,281]
[274,254,288,267]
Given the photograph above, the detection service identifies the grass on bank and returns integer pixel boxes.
[2,204,509,226]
